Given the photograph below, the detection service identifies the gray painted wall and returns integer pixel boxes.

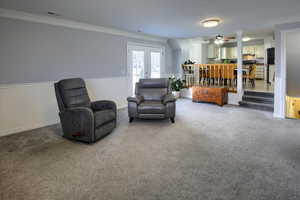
[286,30,300,97]
[172,49,181,74]
[0,18,174,84]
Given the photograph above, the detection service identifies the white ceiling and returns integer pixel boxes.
[1,0,300,38]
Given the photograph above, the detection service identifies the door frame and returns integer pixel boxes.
[274,27,300,118]
[127,42,165,95]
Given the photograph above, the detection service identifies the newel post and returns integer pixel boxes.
[236,31,244,100]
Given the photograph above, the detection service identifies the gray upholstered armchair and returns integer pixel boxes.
[127,78,176,123]
[54,78,116,143]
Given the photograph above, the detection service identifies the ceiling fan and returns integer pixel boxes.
[215,35,236,44]
[216,35,235,41]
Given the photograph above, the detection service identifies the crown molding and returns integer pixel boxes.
[0,8,167,43]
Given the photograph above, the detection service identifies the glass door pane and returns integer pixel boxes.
[132,50,145,93]
[150,52,161,78]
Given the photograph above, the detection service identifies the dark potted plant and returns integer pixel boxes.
[169,76,184,99]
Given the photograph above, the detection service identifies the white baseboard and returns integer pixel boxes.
[273,112,285,119]
[1,105,128,137]
[1,119,59,137]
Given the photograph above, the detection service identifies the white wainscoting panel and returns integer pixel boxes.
[0,77,130,137]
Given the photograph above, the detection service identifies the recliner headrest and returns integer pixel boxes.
[139,78,169,88]
[58,78,86,90]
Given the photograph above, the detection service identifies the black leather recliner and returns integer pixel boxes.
[127,78,176,123]
[54,78,116,143]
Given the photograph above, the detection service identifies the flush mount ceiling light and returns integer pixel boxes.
[201,18,221,28]
[242,37,251,42]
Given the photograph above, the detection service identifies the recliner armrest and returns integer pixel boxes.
[127,96,144,105]
[59,107,95,142]
[62,107,94,120]
[91,100,117,112]
[163,94,176,105]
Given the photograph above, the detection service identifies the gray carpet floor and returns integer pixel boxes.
[1,99,300,200]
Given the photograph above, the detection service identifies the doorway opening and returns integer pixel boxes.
[240,45,275,112]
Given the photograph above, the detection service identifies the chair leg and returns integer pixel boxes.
[129,117,134,123]
[170,117,175,123]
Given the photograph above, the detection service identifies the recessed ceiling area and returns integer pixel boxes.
[1,0,300,38]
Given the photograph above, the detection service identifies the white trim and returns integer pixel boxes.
[280,31,287,117]
[127,41,166,48]
[1,106,128,137]
[1,119,59,137]
[0,81,55,89]
[274,27,300,118]
[0,76,127,89]
[0,8,167,43]
[273,113,285,119]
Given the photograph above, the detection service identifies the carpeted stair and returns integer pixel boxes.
[239,91,274,112]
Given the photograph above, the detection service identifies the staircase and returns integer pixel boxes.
[239,91,274,112]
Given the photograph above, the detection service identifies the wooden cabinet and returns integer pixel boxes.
[243,45,265,58]
[228,47,237,59]
[208,44,219,59]
[221,47,237,59]
[221,47,227,59]
[243,46,256,54]
[255,45,265,58]
[192,86,228,106]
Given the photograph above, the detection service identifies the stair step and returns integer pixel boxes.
[239,101,274,112]
[242,95,274,104]
[244,91,274,98]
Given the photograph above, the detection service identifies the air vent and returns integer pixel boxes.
[47,11,60,17]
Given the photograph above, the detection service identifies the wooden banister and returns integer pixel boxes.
[181,64,238,92]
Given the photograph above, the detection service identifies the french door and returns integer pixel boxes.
[127,44,164,95]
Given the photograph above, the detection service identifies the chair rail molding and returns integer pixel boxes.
[0,8,167,43]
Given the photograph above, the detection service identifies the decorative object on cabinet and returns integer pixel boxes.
[192,86,228,106]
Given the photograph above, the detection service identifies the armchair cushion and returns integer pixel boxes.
[163,94,176,105]
[94,110,116,128]
[91,100,116,112]
[127,96,144,105]
[138,101,166,114]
